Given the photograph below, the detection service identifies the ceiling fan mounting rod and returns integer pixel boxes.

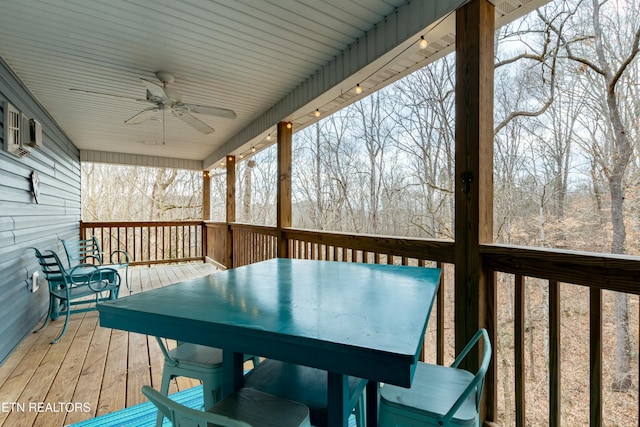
[156,71,174,85]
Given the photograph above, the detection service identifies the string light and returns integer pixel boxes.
[226,17,449,165]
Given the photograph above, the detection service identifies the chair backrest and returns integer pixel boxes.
[141,385,251,427]
[61,236,103,268]
[441,328,492,426]
[31,247,69,284]
[155,337,179,366]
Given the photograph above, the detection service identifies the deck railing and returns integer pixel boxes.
[204,221,640,426]
[80,221,205,266]
[84,221,640,424]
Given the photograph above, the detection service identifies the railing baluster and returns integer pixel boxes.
[590,287,602,427]
[437,261,444,366]
[549,280,560,427]
[515,274,526,427]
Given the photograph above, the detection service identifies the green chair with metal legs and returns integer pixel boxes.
[143,385,312,427]
[378,328,492,427]
[31,247,121,344]
[61,236,131,292]
[154,337,260,427]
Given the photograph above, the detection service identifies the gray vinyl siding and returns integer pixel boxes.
[0,57,80,364]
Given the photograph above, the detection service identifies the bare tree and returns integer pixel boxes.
[551,0,640,391]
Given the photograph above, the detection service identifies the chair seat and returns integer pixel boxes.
[380,362,478,426]
[168,343,224,368]
[243,358,367,427]
[208,387,311,427]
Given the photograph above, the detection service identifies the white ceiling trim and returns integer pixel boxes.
[80,150,203,171]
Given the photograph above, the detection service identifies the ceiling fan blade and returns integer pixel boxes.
[141,79,170,103]
[176,103,236,119]
[70,88,151,103]
[173,110,215,134]
[125,107,159,124]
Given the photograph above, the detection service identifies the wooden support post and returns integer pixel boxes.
[226,156,236,268]
[202,170,211,261]
[454,0,495,422]
[277,121,292,258]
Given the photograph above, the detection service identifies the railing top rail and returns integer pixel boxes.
[481,243,640,294]
[81,221,205,227]
[230,223,279,235]
[284,227,455,263]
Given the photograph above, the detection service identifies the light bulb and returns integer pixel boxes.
[252,146,256,153]
[419,36,428,49]
[287,122,292,129]
[315,109,320,117]
[355,84,362,94]
[266,134,271,141]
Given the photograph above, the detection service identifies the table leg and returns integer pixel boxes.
[222,350,244,398]
[327,372,349,427]
[366,381,379,427]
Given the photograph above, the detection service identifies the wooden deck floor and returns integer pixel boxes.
[0,262,219,427]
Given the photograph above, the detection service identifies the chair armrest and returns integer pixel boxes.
[110,249,130,265]
[68,264,120,292]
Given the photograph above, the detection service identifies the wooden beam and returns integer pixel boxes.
[277,122,292,258]
[226,156,236,268]
[203,171,211,221]
[454,0,495,422]
[202,171,211,261]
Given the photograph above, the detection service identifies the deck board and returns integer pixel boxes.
[0,263,218,427]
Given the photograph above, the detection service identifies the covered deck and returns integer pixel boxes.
[0,0,638,425]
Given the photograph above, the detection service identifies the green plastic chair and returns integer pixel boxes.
[154,337,260,427]
[378,328,492,427]
[31,248,121,344]
[142,385,311,427]
[61,236,131,292]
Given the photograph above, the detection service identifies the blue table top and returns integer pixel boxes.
[99,258,440,386]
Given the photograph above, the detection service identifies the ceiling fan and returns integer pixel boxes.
[71,71,236,138]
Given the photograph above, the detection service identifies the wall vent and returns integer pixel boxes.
[3,102,31,158]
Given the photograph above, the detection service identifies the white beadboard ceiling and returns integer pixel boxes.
[0,0,546,170]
